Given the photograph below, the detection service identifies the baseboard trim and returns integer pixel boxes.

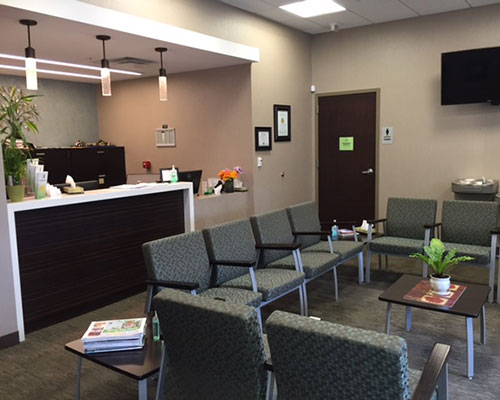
[0,331,19,350]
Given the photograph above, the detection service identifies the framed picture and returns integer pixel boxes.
[255,126,272,151]
[274,104,291,142]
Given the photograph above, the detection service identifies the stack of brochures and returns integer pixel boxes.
[338,229,355,239]
[81,317,147,354]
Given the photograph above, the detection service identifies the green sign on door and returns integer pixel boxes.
[339,137,354,151]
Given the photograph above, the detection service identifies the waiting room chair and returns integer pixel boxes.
[286,202,365,284]
[250,209,341,307]
[153,288,272,400]
[429,200,498,303]
[265,310,451,400]
[202,218,307,318]
[366,197,437,283]
[142,231,262,318]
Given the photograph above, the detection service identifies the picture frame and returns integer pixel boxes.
[255,126,272,151]
[273,104,291,142]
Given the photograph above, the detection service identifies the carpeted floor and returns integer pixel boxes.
[1,255,499,399]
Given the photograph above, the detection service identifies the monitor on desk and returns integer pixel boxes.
[178,170,202,195]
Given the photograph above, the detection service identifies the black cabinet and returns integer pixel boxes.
[32,147,126,188]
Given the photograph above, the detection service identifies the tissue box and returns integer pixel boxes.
[63,186,84,194]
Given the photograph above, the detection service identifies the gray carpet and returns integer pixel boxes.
[1,255,499,399]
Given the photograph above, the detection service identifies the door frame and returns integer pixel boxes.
[314,88,381,220]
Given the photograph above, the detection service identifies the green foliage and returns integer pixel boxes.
[0,86,40,185]
[410,238,474,277]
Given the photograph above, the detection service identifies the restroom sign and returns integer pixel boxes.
[382,127,393,144]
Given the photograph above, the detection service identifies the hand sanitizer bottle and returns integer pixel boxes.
[153,311,160,341]
[331,220,339,241]
[170,165,178,183]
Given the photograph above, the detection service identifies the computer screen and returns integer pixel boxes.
[178,170,202,194]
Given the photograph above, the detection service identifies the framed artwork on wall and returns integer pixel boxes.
[255,126,272,151]
[273,104,291,142]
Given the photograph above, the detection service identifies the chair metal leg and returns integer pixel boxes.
[256,307,263,332]
[385,255,389,268]
[423,262,428,278]
[385,302,393,335]
[144,285,154,314]
[488,262,494,303]
[265,371,274,400]
[155,344,168,400]
[378,254,382,270]
[332,267,339,301]
[76,357,82,400]
[480,305,486,345]
[436,363,449,400]
[357,252,364,284]
[406,306,412,331]
[299,284,308,316]
[365,249,371,283]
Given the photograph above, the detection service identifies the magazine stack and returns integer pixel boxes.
[81,317,147,354]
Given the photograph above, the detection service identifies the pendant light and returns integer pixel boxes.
[96,35,112,96]
[155,47,168,101]
[20,19,38,90]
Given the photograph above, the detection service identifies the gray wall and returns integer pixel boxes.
[0,74,99,147]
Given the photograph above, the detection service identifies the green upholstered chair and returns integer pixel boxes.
[366,198,437,283]
[432,200,498,303]
[250,209,341,307]
[142,231,263,318]
[153,288,272,400]
[202,219,307,318]
[286,202,365,284]
[265,310,450,400]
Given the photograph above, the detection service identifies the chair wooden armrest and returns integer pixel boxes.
[209,259,256,268]
[263,360,274,372]
[424,222,442,229]
[293,231,330,236]
[367,218,386,225]
[256,243,300,251]
[412,343,451,400]
[146,279,199,291]
[490,227,500,234]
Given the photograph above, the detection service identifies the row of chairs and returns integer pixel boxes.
[142,203,365,325]
[366,198,499,302]
[152,288,451,400]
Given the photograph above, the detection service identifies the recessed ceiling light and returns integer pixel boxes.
[280,0,345,18]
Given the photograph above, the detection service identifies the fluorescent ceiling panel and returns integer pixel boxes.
[280,0,345,18]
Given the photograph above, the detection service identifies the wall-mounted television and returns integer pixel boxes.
[441,47,500,105]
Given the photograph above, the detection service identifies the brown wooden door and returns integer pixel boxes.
[318,92,376,226]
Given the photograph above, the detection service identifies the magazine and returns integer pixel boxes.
[81,318,146,343]
[84,337,146,354]
[338,229,354,239]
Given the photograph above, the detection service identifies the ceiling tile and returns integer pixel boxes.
[311,10,372,30]
[335,0,418,23]
[281,18,328,34]
[466,0,500,6]
[218,0,273,13]
[400,0,469,15]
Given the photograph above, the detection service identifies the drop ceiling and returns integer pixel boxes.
[218,0,500,34]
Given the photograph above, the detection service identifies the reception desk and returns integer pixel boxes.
[7,183,194,341]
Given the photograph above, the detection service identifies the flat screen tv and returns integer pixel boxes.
[441,47,500,105]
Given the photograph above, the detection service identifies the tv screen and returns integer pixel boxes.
[441,47,500,105]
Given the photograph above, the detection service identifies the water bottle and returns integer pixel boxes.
[331,220,339,241]
[170,165,178,183]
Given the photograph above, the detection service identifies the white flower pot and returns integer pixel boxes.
[430,274,451,295]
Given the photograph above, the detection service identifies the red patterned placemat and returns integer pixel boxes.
[403,280,466,307]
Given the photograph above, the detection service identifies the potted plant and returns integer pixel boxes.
[0,86,39,202]
[410,238,473,295]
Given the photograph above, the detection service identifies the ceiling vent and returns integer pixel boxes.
[109,57,155,65]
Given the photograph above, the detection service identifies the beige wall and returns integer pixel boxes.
[85,0,313,215]
[312,5,500,218]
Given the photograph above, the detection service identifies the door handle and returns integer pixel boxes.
[361,168,374,175]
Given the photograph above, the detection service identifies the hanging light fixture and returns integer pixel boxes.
[96,35,112,96]
[155,47,168,101]
[19,19,38,90]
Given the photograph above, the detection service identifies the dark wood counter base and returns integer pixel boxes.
[15,190,185,333]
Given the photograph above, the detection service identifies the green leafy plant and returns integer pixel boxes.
[0,86,39,185]
[410,238,473,277]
